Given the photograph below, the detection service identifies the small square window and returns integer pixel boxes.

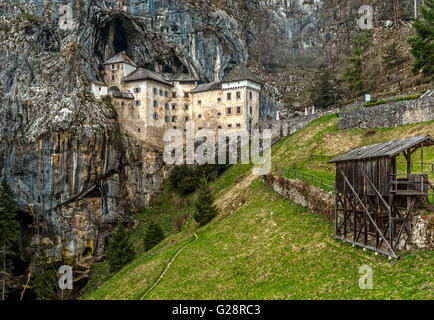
[172,116,176,122]
[227,93,231,100]
[198,114,202,118]
[236,92,241,99]
[217,98,222,102]
[184,92,189,98]
[250,92,253,100]
[112,75,115,81]
[165,91,168,97]
[153,100,158,107]
[218,125,222,129]
[165,103,169,109]
[172,92,177,98]
[159,89,163,96]
[228,124,232,128]
[185,116,189,121]
[217,112,221,116]
[184,105,189,110]
[236,106,241,114]
[198,100,202,104]
[236,123,241,128]
[227,107,232,115]
[172,104,176,110]
[173,126,177,129]
[153,88,158,94]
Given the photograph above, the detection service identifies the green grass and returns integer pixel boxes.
[83,114,434,300]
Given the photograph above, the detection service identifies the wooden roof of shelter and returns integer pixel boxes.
[330,135,434,163]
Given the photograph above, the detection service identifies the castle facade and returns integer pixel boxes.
[91,52,261,146]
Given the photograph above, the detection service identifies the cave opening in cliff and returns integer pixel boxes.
[113,18,128,54]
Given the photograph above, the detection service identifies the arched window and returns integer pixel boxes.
[153,113,159,120]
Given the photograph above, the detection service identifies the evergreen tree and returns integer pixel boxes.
[408,0,434,76]
[0,178,20,300]
[309,69,338,108]
[344,30,373,95]
[194,179,218,226]
[31,251,57,300]
[106,226,135,273]
[382,42,407,72]
[143,220,165,252]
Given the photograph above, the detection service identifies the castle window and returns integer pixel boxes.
[164,91,168,97]
[236,106,241,114]
[217,112,221,116]
[153,100,158,107]
[172,92,177,98]
[218,125,222,129]
[134,88,141,93]
[184,105,189,110]
[227,93,231,100]
[111,64,116,70]
[153,88,158,94]
[153,113,159,120]
[165,103,169,109]
[217,98,221,102]
[185,116,189,121]
[226,107,232,115]
[99,87,101,91]
[165,116,170,122]
[172,116,176,122]
[159,89,163,96]
[199,127,203,130]
[184,92,189,98]
[236,123,241,128]
[198,114,202,118]
[121,101,125,106]
[250,92,253,100]
[172,104,176,110]
[134,100,141,106]
[198,100,202,104]
[112,75,115,81]
[138,128,141,132]
[228,124,232,128]
[236,91,241,99]
[173,126,177,129]
[250,106,252,114]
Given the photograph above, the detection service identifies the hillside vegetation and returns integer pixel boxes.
[82,115,434,300]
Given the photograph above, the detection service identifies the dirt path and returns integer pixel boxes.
[139,224,198,300]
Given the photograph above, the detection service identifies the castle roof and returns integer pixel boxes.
[191,82,222,94]
[112,91,135,100]
[104,51,137,67]
[123,68,172,86]
[222,64,262,84]
[171,73,199,82]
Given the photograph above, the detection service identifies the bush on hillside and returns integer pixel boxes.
[143,220,165,252]
[106,226,136,273]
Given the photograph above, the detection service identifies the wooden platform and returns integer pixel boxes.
[390,190,427,196]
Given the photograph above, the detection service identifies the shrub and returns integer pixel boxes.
[178,176,199,195]
[194,179,218,226]
[143,221,165,252]
[175,216,184,232]
[106,226,135,273]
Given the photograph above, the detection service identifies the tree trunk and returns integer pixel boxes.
[2,240,5,301]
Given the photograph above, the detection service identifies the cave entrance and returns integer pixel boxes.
[113,18,128,54]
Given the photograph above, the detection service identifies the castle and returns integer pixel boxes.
[91,52,262,146]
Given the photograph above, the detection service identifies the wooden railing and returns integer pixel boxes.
[391,173,434,209]
[281,167,335,193]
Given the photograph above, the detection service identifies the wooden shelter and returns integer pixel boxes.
[330,135,434,258]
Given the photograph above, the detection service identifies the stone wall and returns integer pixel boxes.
[338,97,434,130]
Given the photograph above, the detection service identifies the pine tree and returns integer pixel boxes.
[309,69,338,109]
[0,178,20,300]
[106,226,135,273]
[194,179,218,226]
[143,220,165,252]
[344,30,373,95]
[408,0,434,77]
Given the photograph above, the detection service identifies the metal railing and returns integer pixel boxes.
[280,167,336,193]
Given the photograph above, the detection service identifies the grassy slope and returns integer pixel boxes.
[84,115,434,300]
